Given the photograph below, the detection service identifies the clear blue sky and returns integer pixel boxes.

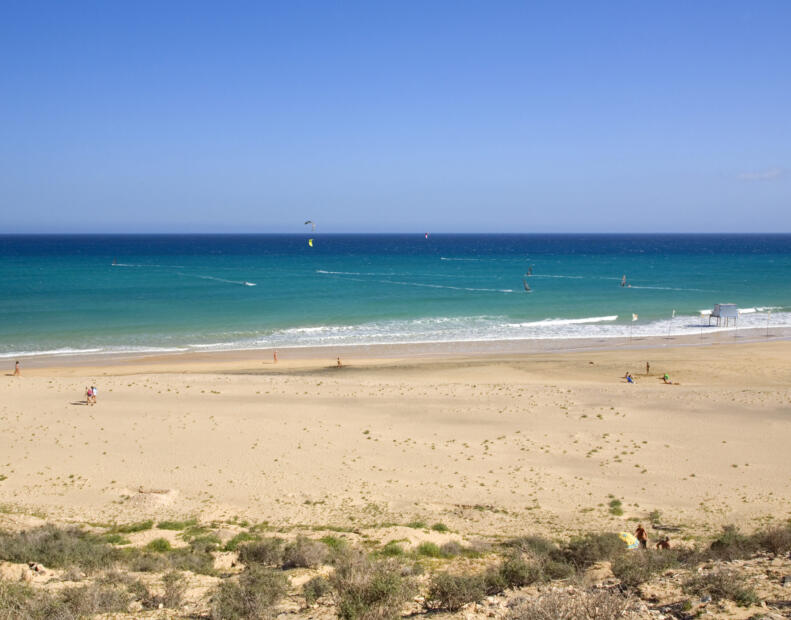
[1,1,789,233]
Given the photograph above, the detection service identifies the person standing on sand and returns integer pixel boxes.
[85,386,93,405]
[273,350,278,364]
[635,524,648,549]
[336,356,342,368]
[91,385,97,405]
[13,361,20,376]
[646,361,650,375]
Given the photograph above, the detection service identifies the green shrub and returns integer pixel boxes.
[498,554,542,588]
[406,520,426,529]
[237,538,284,567]
[189,533,222,553]
[111,520,154,533]
[608,499,624,516]
[0,525,118,572]
[379,541,405,557]
[157,518,197,531]
[416,542,442,558]
[282,536,328,568]
[562,533,625,569]
[430,523,449,532]
[101,533,131,545]
[303,575,330,606]
[223,531,260,551]
[425,572,485,611]
[210,565,288,619]
[145,538,172,553]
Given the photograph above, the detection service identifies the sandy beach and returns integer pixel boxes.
[2,338,789,539]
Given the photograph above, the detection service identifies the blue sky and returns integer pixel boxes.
[1,1,789,233]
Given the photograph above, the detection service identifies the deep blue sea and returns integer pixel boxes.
[1,234,790,358]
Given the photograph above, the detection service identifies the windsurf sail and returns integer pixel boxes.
[523,279,532,292]
[308,238,314,247]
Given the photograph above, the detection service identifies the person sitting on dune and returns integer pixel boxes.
[663,374,672,384]
[626,372,635,384]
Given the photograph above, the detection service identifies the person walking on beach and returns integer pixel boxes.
[646,361,650,375]
[273,350,278,364]
[635,524,648,549]
[91,385,97,404]
[336,356,343,368]
[13,361,20,376]
[85,386,93,405]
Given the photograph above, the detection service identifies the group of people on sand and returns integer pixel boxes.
[624,362,679,385]
[85,385,98,405]
[635,523,671,550]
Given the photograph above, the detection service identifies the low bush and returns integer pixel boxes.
[330,551,415,620]
[439,541,462,557]
[757,524,791,555]
[162,571,188,609]
[223,531,260,551]
[157,518,197,531]
[0,525,117,572]
[111,520,154,534]
[683,570,759,607]
[508,588,636,619]
[430,523,449,532]
[210,565,288,619]
[561,532,625,569]
[145,538,172,553]
[237,538,284,567]
[425,572,485,611]
[611,550,679,587]
[282,536,328,568]
[498,553,542,588]
[57,583,131,617]
[707,525,758,560]
[303,575,330,606]
[416,542,442,558]
[379,541,405,557]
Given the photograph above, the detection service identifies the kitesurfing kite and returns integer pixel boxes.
[304,220,316,232]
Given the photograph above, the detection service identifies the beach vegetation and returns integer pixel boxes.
[329,551,415,620]
[303,575,330,606]
[425,572,486,611]
[683,570,759,607]
[415,542,442,557]
[223,531,260,551]
[110,520,154,534]
[608,498,624,516]
[157,518,197,531]
[430,522,449,532]
[236,537,284,567]
[282,535,328,568]
[145,537,172,552]
[405,520,426,529]
[210,565,288,619]
[507,588,636,619]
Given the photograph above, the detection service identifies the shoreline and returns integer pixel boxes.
[10,325,791,373]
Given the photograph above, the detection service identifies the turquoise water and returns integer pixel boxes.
[1,234,790,358]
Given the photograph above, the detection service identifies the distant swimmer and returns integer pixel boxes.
[621,275,627,287]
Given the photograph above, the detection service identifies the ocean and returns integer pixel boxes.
[1,234,790,359]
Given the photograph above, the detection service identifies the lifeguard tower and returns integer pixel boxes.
[709,303,739,327]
